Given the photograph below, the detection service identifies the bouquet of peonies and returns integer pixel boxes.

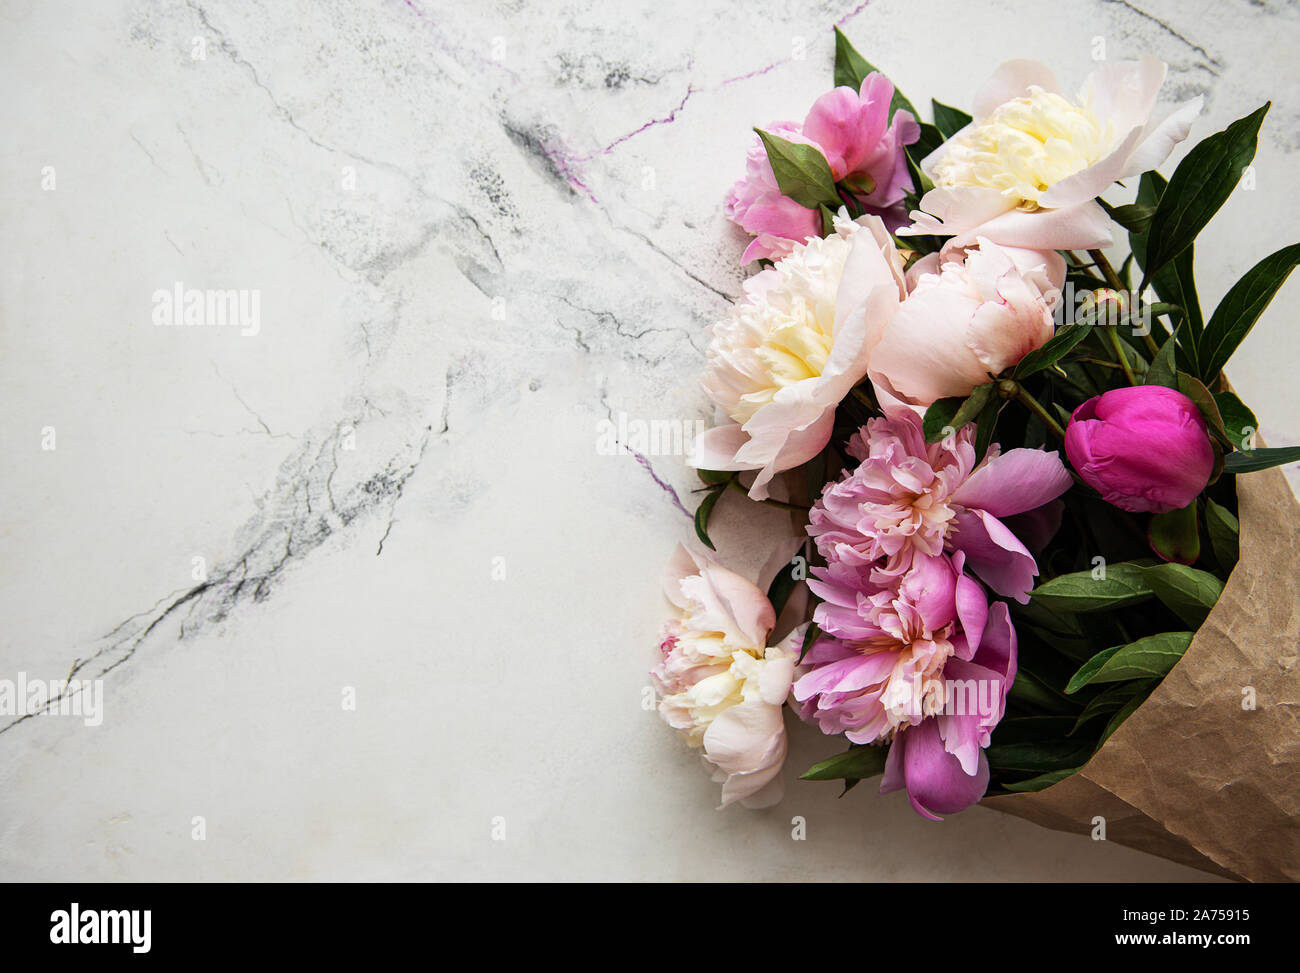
[652,27,1300,881]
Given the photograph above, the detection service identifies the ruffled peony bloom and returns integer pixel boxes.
[900,56,1201,250]
[868,237,1064,408]
[1064,385,1215,514]
[691,214,907,499]
[728,73,920,263]
[808,411,1072,602]
[792,550,1019,819]
[653,545,801,808]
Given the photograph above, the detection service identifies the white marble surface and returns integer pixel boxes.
[1,0,1296,881]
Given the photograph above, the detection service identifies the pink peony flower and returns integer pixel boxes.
[728,73,920,263]
[653,545,802,808]
[1064,385,1215,514]
[808,411,1072,602]
[792,550,1019,819]
[868,237,1064,408]
[900,56,1201,251]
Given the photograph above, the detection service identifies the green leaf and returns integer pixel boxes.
[1147,502,1200,565]
[1066,631,1194,693]
[1204,497,1240,571]
[754,128,839,210]
[1030,562,1153,613]
[1198,242,1300,381]
[1098,198,1156,234]
[1099,686,1155,745]
[923,383,993,443]
[922,396,963,444]
[1141,563,1224,627]
[1068,682,1152,735]
[931,98,971,138]
[1002,767,1079,792]
[801,744,887,782]
[1213,391,1259,452]
[693,486,722,550]
[1013,320,1096,377]
[797,617,823,664]
[696,468,734,486]
[831,27,919,121]
[1222,445,1300,474]
[766,553,802,618]
[1131,171,1204,361]
[985,739,1095,773]
[1141,104,1270,290]
[1007,668,1078,715]
[973,397,1002,465]
[1143,330,1180,388]
[1176,371,1233,449]
[819,203,836,237]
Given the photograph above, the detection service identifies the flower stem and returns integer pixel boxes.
[1087,249,1125,291]
[1000,380,1066,440]
[1102,325,1140,385]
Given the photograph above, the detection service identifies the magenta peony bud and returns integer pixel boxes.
[1064,386,1215,514]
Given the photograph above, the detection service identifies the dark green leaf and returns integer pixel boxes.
[1141,104,1270,289]
[766,553,803,618]
[1002,767,1079,792]
[1141,563,1224,627]
[1222,445,1300,474]
[1131,171,1204,362]
[1213,391,1259,452]
[1099,686,1155,745]
[931,99,971,138]
[1030,562,1153,613]
[1147,502,1200,565]
[1066,631,1194,693]
[693,486,722,550]
[696,468,734,486]
[801,744,887,781]
[1204,497,1240,571]
[1007,668,1078,715]
[1014,321,1096,377]
[1143,330,1180,388]
[973,397,1001,465]
[831,27,919,121]
[985,739,1095,773]
[1199,242,1300,381]
[797,617,823,664]
[1068,682,1152,735]
[923,383,993,443]
[922,397,963,444]
[1098,198,1155,234]
[1176,371,1233,449]
[754,129,838,210]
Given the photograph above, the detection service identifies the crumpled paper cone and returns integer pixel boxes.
[983,463,1300,882]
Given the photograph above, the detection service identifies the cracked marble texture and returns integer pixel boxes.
[1,0,1296,880]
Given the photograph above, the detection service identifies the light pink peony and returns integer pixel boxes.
[691,215,907,499]
[653,545,802,808]
[900,56,1201,250]
[728,73,920,263]
[807,411,1072,602]
[869,237,1063,408]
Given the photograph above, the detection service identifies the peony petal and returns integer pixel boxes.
[896,718,990,819]
[971,59,1063,119]
[950,447,1074,518]
[948,509,1040,603]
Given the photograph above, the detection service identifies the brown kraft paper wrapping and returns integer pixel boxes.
[982,463,1300,882]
